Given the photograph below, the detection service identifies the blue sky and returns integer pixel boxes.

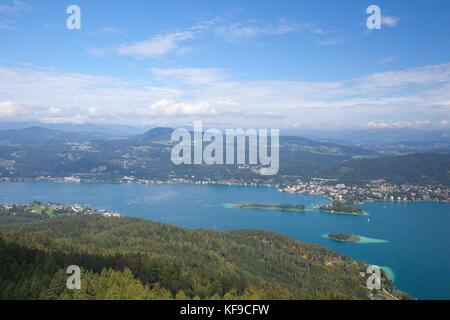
[0,0,449,130]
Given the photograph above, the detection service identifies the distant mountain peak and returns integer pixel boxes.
[144,127,173,135]
[138,127,174,140]
[24,126,47,131]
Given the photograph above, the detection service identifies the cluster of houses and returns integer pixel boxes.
[0,202,122,218]
[280,179,449,203]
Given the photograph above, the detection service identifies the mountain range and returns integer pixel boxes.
[0,126,448,186]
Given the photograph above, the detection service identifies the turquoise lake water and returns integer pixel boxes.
[0,181,448,300]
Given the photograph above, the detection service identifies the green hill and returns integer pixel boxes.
[0,208,383,300]
[333,153,450,186]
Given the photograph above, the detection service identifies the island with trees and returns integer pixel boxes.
[233,203,306,212]
[327,233,361,242]
[233,201,367,216]
[233,201,366,216]
[319,201,365,215]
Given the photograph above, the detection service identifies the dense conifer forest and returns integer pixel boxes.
[0,205,397,300]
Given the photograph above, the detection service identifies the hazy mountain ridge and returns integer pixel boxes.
[0,127,111,145]
[1,122,448,153]
[0,126,448,186]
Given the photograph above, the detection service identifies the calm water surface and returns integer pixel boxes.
[0,181,448,299]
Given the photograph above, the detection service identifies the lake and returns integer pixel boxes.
[0,181,448,300]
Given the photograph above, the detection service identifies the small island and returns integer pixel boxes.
[328,233,361,242]
[233,201,367,216]
[233,203,306,212]
[319,201,365,215]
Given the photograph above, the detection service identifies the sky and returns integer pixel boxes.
[0,0,449,130]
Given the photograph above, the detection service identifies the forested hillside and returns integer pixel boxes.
[0,127,374,182]
[332,153,450,186]
[0,208,400,300]
[0,127,447,186]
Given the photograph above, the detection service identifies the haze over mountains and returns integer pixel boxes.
[0,122,145,138]
[0,121,448,154]
[0,126,448,186]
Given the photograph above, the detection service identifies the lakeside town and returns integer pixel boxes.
[0,202,122,218]
[1,175,448,204]
[278,179,449,203]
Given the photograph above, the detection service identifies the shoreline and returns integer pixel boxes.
[2,181,444,299]
[0,200,411,300]
[0,177,448,204]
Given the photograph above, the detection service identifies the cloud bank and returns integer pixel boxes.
[0,63,448,129]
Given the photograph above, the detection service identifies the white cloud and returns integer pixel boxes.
[41,114,89,125]
[351,63,450,91]
[0,100,31,118]
[315,38,345,46]
[380,56,398,64]
[89,19,342,59]
[0,65,177,123]
[48,106,62,116]
[0,0,30,31]
[150,68,227,85]
[0,0,30,15]
[0,20,15,30]
[135,99,217,117]
[213,20,322,43]
[0,63,448,128]
[85,47,110,57]
[213,21,302,40]
[116,31,195,58]
[310,28,335,35]
[382,16,400,27]
[210,19,343,46]
[365,120,432,129]
[0,101,17,117]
